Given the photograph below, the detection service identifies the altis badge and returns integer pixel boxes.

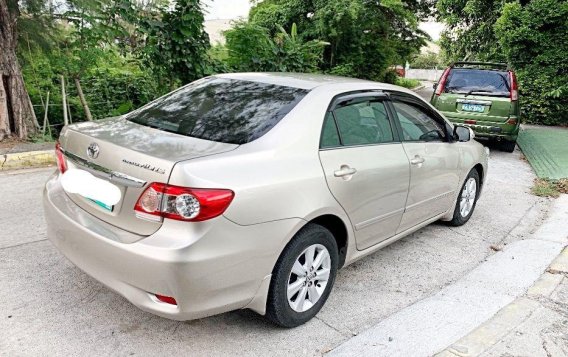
[122,159,166,174]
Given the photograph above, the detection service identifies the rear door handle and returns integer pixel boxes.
[410,155,425,165]
[334,165,357,178]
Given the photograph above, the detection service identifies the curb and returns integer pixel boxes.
[435,247,568,357]
[412,85,426,91]
[0,150,56,171]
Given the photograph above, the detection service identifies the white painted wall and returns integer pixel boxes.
[406,69,442,82]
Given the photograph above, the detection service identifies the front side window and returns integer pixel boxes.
[392,101,447,142]
[327,100,394,147]
[125,77,309,144]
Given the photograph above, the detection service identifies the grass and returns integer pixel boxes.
[29,133,56,143]
[531,178,568,198]
[395,77,421,89]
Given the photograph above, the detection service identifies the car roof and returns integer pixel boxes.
[215,72,403,91]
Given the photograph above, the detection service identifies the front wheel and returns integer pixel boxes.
[266,223,338,327]
[448,169,480,226]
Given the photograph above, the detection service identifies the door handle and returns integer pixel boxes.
[410,155,425,165]
[334,165,357,178]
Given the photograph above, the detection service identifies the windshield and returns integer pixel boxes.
[125,77,309,144]
[445,69,510,97]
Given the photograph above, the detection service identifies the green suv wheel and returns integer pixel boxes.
[501,140,516,153]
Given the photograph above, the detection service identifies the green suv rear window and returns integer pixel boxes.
[445,69,510,97]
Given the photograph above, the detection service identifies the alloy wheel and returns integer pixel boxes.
[460,177,477,217]
[287,244,331,313]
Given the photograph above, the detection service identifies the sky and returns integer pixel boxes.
[202,0,444,41]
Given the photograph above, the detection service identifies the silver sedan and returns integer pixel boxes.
[44,73,489,327]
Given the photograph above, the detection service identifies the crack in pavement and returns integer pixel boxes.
[527,294,568,318]
[0,238,48,251]
[315,316,353,338]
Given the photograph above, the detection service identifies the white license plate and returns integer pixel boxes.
[60,169,121,211]
[86,198,114,211]
[462,104,485,112]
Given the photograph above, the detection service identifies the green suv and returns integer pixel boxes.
[430,62,520,152]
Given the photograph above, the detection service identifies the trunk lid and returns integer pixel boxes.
[59,117,238,236]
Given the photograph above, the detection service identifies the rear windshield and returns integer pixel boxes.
[125,77,309,144]
[445,69,510,97]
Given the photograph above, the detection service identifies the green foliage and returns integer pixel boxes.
[410,51,443,69]
[82,58,163,119]
[224,21,328,73]
[207,44,230,74]
[20,42,162,133]
[248,0,430,81]
[494,0,568,125]
[437,0,506,62]
[138,0,211,86]
[395,77,421,89]
[383,70,399,85]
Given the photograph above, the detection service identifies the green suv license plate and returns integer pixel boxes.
[462,103,485,112]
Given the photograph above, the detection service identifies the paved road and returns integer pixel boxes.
[0,85,553,356]
[414,81,435,101]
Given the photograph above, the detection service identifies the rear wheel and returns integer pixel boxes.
[501,140,516,153]
[448,169,480,226]
[266,223,338,328]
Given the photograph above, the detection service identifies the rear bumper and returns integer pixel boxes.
[443,113,520,141]
[43,172,301,320]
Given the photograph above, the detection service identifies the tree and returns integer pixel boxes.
[410,51,444,69]
[138,0,211,87]
[437,0,506,62]
[247,0,431,81]
[0,0,39,140]
[495,0,568,125]
[224,21,328,72]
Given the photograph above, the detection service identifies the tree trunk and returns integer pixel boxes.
[0,0,39,140]
[74,77,92,121]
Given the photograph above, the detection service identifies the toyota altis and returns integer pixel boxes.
[44,73,488,327]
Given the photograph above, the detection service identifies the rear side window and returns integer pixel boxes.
[445,69,510,97]
[321,113,341,148]
[321,99,395,148]
[125,77,309,144]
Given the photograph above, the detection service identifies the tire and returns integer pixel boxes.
[501,140,516,153]
[448,169,480,227]
[266,223,338,328]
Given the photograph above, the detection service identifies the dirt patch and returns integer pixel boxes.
[531,178,568,198]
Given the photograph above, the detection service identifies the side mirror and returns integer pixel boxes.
[454,125,473,142]
[432,83,438,90]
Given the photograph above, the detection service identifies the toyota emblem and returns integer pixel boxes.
[87,143,100,159]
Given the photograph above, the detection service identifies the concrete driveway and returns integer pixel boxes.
[0,86,554,356]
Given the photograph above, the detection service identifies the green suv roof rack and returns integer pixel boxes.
[451,61,509,70]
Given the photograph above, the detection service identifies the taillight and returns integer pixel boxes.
[509,71,518,101]
[155,294,177,305]
[55,141,67,173]
[435,67,451,96]
[134,182,234,222]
